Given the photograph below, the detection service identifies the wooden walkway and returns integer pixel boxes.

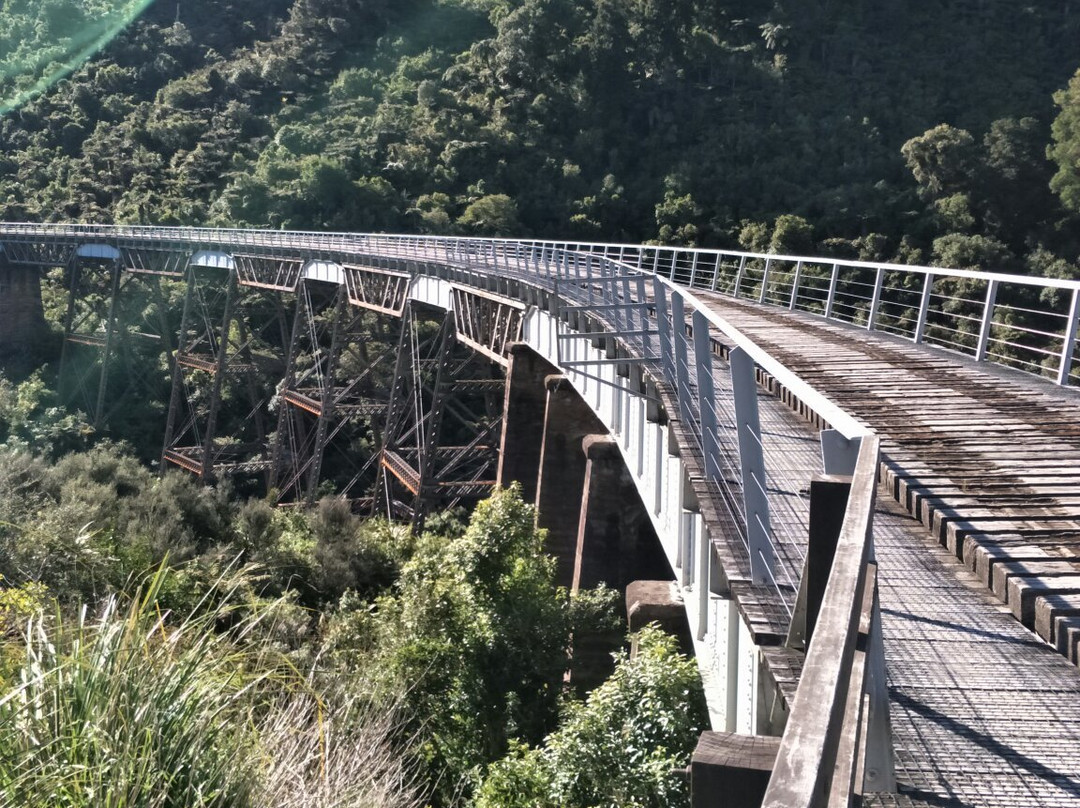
[699,293,1080,807]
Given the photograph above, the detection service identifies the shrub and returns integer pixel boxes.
[474,625,708,808]
[353,485,594,805]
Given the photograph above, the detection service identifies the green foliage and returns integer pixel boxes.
[0,370,94,458]
[902,124,977,199]
[330,485,618,805]
[1051,70,1080,216]
[931,233,1014,272]
[458,193,521,235]
[0,567,423,808]
[769,214,814,255]
[0,576,48,681]
[311,496,405,602]
[473,625,707,808]
[654,189,701,246]
[0,0,153,114]
[0,568,263,807]
[0,0,1074,263]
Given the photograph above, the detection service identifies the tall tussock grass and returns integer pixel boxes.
[0,567,422,808]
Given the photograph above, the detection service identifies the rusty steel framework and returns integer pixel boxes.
[269,278,394,505]
[0,240,180,433]
[161,264,279,481]
[375,301,503,529]
[0,230,510,520]
[59,253,180,429]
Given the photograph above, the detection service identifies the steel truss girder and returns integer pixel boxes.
[1,239,75,267]
[450,284,525,367]
[269,278,392,504]
[234,253,306,291]
[377,301,503,531]
[161,265,279,481]
[343,263,411,315]
[58,255,177,431]
[120,245,187,277]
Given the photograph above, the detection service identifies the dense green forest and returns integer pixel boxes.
[4,0,1080,804]
[2,0,1080,276]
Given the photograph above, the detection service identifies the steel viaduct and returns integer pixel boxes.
[2,223,1080,808]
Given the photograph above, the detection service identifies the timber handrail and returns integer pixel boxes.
[762,435,887,808]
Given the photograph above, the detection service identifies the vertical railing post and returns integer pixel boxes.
[867,267,885,330]
[759,257,772,304]
[729,346,775,585]
[1058,287,1080,385]
[670,292,695,427]
[586,254,595,307]
[734,255,748,299]
[862,576,897,793]
[637,276,652,357]
[821,429,863,476]
[914,273,934,344]
[789,260,804,311]
[654,278,676,390]
[976,279,1000,362]
[824,264,840,319]
[693,310,721,484]
[689,251,700,287]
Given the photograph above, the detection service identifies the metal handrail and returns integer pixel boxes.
[3,222,1077,384]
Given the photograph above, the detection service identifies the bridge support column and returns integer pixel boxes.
[0,260,45,369]
[535,374,605,586]
[497,343,558,503]
[572,434,650,593]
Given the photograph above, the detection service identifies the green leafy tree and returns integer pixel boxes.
[902,124,977,199]
[769,213,814,255]
[473,624,707,808]
[458,193,521,235]
[336,485,617,805]
[1050,70,1080,215]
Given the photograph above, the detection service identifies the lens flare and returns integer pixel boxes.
[0,0,153,114]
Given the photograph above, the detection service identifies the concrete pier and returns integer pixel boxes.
[0,260,46,368]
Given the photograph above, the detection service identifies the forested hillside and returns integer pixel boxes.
[2,0,1080,277]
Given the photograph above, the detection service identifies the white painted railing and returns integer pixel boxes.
[2,222,1077,384]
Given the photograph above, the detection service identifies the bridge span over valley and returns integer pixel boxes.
[1,223,1080,808]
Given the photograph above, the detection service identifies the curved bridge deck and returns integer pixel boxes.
[702,294,1080,806]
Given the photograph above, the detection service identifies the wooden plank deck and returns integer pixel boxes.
[702,292,1080,647]
[696,293,1080,806]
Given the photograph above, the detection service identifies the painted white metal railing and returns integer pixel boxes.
[1,222,1077,384]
